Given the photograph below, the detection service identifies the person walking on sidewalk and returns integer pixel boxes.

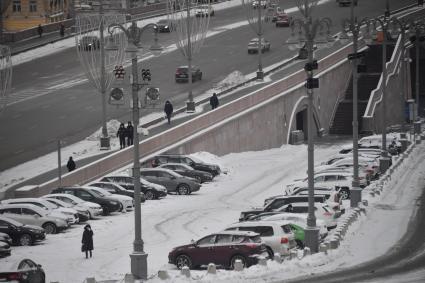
[66,157,76,172]
[117,123,127,149]
[210,92,219,110]
[81,224,94,259]
[164,100,174,125]
[37,24,43,38]
[126,121,134,146]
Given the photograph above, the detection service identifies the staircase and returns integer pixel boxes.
[329,44,394,135]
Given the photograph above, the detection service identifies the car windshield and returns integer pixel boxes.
[188,155,204,164]
[91,188,111,196]
[39,200,58,209]
[0,217,22,227]
[157,20,167,24]
[88,189,102,198]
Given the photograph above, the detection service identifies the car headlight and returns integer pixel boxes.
[164,25,168,28]
[109,201,118,205]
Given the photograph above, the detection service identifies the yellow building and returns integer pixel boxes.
[3,0,69,31]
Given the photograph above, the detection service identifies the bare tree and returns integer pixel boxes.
[0,45,12,111]
[0,0,12,43]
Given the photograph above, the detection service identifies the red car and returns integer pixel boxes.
[168,231,268,269]
[276,13,291,27]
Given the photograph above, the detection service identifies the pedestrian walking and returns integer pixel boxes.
[66,157,76,172]
[126,121,134,146]
[209,92,219,110]
[117,123,127,149]
[37,24,43,38]
[164,100,174,125]
[59,23,65,37]
[81,224,94,259]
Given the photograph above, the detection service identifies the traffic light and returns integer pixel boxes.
[141,69,151,81]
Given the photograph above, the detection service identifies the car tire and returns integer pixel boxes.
[118,203,124,212]
[145,190,156,200]
[19,233,33,246]
[43,222,57,234]
[266,246,274,259]
[177,184,191,195]
[175,254,193,269]
[102,206,110,216]
[230,255,246,269]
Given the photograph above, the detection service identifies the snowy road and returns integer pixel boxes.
[1,142,344,282]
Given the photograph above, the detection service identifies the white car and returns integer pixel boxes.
[87,187,133,212]
[224,220,297,257]
[314,157,378,180]
[42,197,90,222]
[256,213,328,239]
[359,133,401,149]
[195,5,214,17]
[1,198,78,224]
[0,204,69,234]
[43,193,102,219]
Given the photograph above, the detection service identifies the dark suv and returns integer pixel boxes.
[239,195,327,221]
[51,187,121,215]
[0,216,45,246]
[151,154,221,176]
[99,176,167,200]
[168,231,267,269]
[175,66,202,82]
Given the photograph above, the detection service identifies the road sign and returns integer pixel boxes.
[109,87,124,105]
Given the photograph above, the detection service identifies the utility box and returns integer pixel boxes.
[290,130,305,145]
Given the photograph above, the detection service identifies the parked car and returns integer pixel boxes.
[99,175,167,200]
[252,0,267,9]
[1,198,78,225]
[240,195,328,221]
[247,38,271,54]
[275,13,291,27]
[0,240,11,257]
[168,231,267,269]
[0,216,45,246]
[87,187,134,212]
[288,187,344,213]
[51,187,121,215]
[154,19,173,32]
[225,221,297,257]
[151,154,222,176]
[195,5,215,17]
[0,258,45,282]
[314,157,378,180]
[41,197,90,222]
[88,182,136,199]
[77,35,100,51]
[158,163,213,183]
[0,204,69,234]
[140,168,201,195]
[337,0,358,7]
[43,193,103,219]
[175,66,203,82]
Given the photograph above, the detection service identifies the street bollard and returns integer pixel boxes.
[319,243,328,254]
[330,237,339,249]
[274,253,283,263]
[207,263,217,274]
[234,259,244,271]
[181,266,191,278]
[158,270,170,280]
[303,247,311,257]
[258,256,267,266]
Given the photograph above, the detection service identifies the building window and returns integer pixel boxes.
[12,0,21,12]
[29,0,37,12]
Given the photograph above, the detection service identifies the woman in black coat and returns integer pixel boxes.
[164,100,174,124]
[82,224,94,258]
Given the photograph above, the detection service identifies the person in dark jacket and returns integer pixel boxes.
[66,157,76,172]
[37,24,43,38]
[82,224,94,259]
[117,123,126,149]
[164,100,174,124]
[126,121,134,146]
[210,92,219,110]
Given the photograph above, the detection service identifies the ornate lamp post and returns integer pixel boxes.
[168,0,211,112]
[242,0,268,80]
[106,21,163,280]
[0,45,12,111]
[286,0,334,253]
[75,3,126,149]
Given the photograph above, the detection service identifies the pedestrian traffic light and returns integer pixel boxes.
[305,78,319,89]
[141,69,151,81]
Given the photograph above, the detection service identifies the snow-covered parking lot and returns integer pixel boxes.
[1,138,424,283]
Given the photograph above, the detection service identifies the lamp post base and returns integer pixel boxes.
[186,101,196,113]
[100,136,111,150]
[350,187,362,208]
[256,71,264,80]
[304,226,319,253]
[379,157,391,174]
[130,252,148,280]
[400,139,408,152]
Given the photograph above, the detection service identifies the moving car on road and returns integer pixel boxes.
[154,19,174,32]
[140,168,201,195]
[77,35,100,51]
[247,38,271,54]
[275,13,291,27]
[175,66,203,82]
[158,163,214,183]
[0,216,46,246]
[195,5,215,17]
[168,231,267,269]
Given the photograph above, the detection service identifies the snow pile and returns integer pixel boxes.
[213,71,246,92]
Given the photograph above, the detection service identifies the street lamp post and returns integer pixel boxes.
[106,21,163,280]
[0,45,12,112]
[409,24,425,121]
[286,0,334,253]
